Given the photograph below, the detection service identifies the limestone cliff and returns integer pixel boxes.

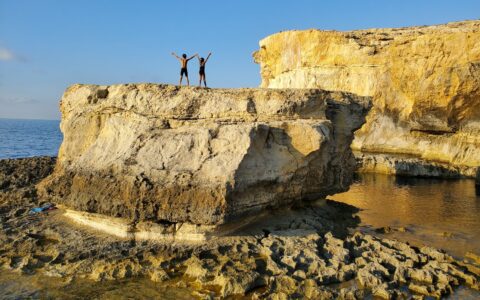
[38,84,370,225]
[254,20,480,177]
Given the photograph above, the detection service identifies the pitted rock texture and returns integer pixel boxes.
[38,84,370,225]
[1,157,479,298]
[254,20,480,176]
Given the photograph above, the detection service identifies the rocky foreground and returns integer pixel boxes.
[1,157,479,299]
[254,20,480,179]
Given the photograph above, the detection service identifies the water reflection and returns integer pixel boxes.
[0,271,193,300]
[330,173,480,258]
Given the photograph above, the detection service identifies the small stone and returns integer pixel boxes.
[150,269,169,282]
[292,269,306,280]
[465,251,480,264]
[408,283,432,297]
[372,283,392,299]
[296,279,318,298]
[375,226,393,234]
[184,256,207,279]
[420,246,452,262]
[271,275,297,294]
[266,292,288,300]
[408,268,434,284]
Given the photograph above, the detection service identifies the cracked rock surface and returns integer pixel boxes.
[37,84,370,225]
[1,157,479,299]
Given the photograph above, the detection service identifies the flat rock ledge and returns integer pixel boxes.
[356,152,479,179]
[0,157,479,299]
[38,84,370,227]
[62,208,258,242]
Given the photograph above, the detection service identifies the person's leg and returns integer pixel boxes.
[179,75,183,85]
[186,75,190,86]
[203,74,207,87]
[199,74,202,87]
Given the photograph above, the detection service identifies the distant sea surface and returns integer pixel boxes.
[0,118,62,159]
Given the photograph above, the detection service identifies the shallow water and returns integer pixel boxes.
[0,271,193,300]
[330,173,480,259]
[0,118,62,159]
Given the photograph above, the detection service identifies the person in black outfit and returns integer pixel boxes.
[197,52,212,88]
[171,52,197,86]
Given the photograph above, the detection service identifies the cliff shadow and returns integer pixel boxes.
[218,198,361,241]
[392,160,466,179]
[219,118,360,240]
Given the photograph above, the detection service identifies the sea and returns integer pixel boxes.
[0,118,62,159]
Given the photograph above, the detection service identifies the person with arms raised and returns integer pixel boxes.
[197,52,212,88]
[171,52,197,86]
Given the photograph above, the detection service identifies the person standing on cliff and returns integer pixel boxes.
[197,52,212,88]
[171,52,197,86]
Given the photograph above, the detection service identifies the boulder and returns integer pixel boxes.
[38,84,370,225]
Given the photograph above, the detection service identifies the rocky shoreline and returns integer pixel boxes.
[355,152,479,179]
[1,157,479,299]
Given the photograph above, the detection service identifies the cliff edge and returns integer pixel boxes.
[254,20,480,177]
[38,84,370,226]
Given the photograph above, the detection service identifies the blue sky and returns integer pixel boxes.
[1,0,479,120]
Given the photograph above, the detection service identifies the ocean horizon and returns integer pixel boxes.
[0,118,62,159]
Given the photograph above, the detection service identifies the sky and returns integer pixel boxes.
[0,0,479,120]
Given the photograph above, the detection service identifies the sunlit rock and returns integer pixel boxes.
[254,20,480,177]
[38,84,370,226]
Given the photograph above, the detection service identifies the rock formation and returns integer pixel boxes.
[3,157,478,298]
[38,84,370,226]
[254,20,480,177]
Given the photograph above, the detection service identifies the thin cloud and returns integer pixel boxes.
[0,97,38,104]
[0,47,27,62]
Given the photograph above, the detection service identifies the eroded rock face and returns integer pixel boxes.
[38,84,370,225]
[254,20,480,176]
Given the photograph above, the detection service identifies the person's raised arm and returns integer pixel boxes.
[187,53,198,61]
[171,52,181,60]
[205,52,212,63]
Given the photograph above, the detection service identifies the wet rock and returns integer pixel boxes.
[466,251,480,265]
[420,246,452,262]
[375,226,408,234]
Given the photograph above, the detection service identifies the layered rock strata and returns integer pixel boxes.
[254,20,480,177]
[38,84,370,226]
[357,152,478,178]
